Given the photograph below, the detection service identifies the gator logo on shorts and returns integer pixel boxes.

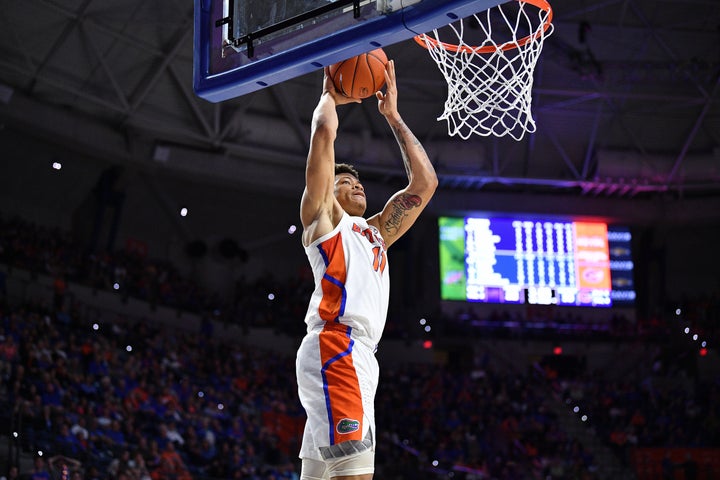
[336,418,360,434]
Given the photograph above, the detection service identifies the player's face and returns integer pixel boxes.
[334,173,366,216]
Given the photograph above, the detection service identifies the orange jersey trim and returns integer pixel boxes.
[316,233,347,322]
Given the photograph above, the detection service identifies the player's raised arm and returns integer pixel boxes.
[300,67,360,246]
[367,59,438,248]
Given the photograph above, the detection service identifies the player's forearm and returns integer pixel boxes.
[311,92,339,140]
[387,115,437,189]
[305,93,338,200]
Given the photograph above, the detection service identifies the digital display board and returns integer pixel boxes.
[439,216,636,307]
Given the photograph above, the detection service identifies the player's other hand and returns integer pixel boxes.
[376,59,399,120]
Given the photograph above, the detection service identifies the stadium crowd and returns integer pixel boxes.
[1,298,604,480]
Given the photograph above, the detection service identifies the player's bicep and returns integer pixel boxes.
[368,189,426,248]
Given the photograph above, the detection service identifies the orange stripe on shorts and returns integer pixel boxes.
[319,322,364,445]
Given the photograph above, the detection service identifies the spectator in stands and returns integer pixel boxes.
[159,421,185,447]
[130,449,153,480]
[0,465,19,480]
[661,452,675,480]
[143,439,163,473]
[108,449,132,479]
[154,441,192,480]
[0,268,7,304]
[52,272,67,311]
[26,456,51,480]
[55,422,86,458]
[0,334,18,386]
[681,452,698,480]
[48,455,82,480]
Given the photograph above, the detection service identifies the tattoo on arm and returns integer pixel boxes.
[384,193,423,235]
[390,121,428,180]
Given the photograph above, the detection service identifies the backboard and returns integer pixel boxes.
[193,0,506,103]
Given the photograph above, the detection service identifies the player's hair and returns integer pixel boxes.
[335,163,360,180]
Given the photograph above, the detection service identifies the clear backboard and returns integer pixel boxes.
[193,0,505,103]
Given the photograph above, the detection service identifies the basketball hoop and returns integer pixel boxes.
[414,0,554,141]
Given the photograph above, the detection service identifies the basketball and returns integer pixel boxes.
[329,48,388,99]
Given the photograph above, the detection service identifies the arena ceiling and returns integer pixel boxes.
[0,0,719,219]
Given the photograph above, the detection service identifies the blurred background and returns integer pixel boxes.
[0,0,719,479]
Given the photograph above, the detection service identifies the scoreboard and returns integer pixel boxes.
[439,216,636,307]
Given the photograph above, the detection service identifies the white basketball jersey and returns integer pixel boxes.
[303,212,390,345]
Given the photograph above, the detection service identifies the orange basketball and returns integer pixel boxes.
[329,48,388,99]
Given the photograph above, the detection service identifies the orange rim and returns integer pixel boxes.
[413,0,553,54]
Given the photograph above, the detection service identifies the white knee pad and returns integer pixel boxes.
[301,448,375,479]
[325,448,375,478]
[300,458,328,480]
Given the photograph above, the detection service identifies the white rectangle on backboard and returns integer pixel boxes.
[377,0,423,14]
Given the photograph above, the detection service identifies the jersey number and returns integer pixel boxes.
[372,246,386,273]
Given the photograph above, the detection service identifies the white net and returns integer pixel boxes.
[415,0,554,141]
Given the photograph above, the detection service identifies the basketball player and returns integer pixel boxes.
[296,58,437,480]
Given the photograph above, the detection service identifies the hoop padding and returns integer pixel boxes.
[414,0,554,141]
